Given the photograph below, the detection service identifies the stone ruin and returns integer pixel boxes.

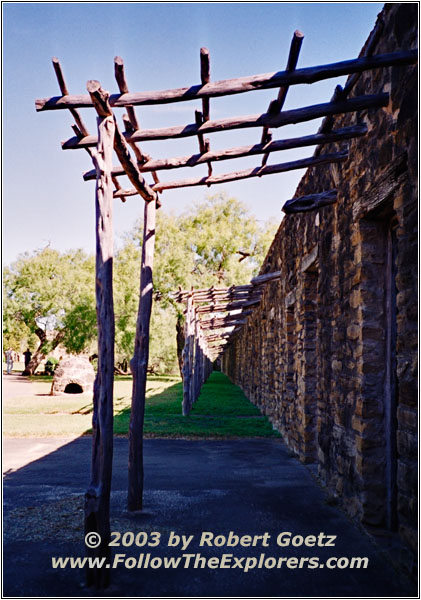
[50,356,95,395]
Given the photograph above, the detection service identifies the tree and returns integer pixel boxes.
[120,192,277,373]
[3,248,95,374]
[3,193,276,376]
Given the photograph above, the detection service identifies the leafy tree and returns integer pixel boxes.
[122,192,276,373]
[3,193,276,376]
[3,248,95,374]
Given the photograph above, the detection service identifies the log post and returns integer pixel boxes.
[182,295,193,415]
[128,197,157,511]
[84,112,115,588]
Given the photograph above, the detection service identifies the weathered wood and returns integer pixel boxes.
[195,110,206,153]
[200,47,210,121]
[52,58,90,139]
[282,189,338,214]
[83,124,367,180]
[200,319,248,330]
[63,93,388,148]
[261,30,304,164]
[251,271,281,285]
[150,151,348,192]
[176,286,261,299]
[195,298,262,313]
[115,56,162,201]
[128,198,157,511]
[36,49,417,112]
[182,296,193,415]
[84,114,115,589]
[199,310,253,325]
[114,56,139,130]
[87,80,157,203]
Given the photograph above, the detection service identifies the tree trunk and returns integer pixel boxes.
[22,328,64,375]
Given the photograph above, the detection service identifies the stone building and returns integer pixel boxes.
[222,4,417,573]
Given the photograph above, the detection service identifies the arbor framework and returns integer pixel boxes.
[35,25,416,586]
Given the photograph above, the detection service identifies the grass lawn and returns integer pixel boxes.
[3,371,280,439]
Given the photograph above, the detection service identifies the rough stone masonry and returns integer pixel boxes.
[222,4,417,576]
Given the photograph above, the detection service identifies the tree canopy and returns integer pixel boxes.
[3,193,276,374]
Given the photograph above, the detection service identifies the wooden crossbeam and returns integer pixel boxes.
[261,30,304,166]
[251,270,281,285]
[199,310,253,324]
[282,189,337,214]
[195,298,262,313]
[175,285,262,301]
[200,320,247,330]
[82,124,367,181]
[62,93,388,149]
[36,50,417,112]
[87,80,157,203]
[132,151,347,194]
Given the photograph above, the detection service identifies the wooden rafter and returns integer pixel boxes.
[142,151,346,193]
[62,93,388,149]
[260,30,304,166]
[36,49,416,112]
[82,124,367,181]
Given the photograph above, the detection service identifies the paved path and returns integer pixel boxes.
[3,436,415,598]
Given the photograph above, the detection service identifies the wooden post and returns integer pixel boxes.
[128,197,157,511]
[182,295,193,415]
[84,113,115,588]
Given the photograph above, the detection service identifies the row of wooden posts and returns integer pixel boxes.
[177,272,282,414]
[181,294,214,415]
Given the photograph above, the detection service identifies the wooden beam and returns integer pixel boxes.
[175,285,263,301]
[36,49,417,112]
[52,58,90,138]
[63,93,388,148]
[148,151,348,193]
[282,189,337,214]
[199,310,253,324]
[114,56,139,130]
[83,124,367,180]
[128,197,158,511]
[199,48,213,176]
[200,318,247,327]
[261,30,304,165]
[200,47,210,121]
[195,298,262,313]
[84,113,115,589]
[87,80,157,203]
[251,271,281,285]
[113,58,162,206]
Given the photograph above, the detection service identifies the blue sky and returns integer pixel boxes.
[3,2,383,265]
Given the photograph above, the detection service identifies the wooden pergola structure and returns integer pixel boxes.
[35,26,416,586]
[174,271,281,414]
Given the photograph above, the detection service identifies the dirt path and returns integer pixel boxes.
[2,373,36,400]
[2,375,80,473]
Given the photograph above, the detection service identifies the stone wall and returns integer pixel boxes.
[222,4,417,573]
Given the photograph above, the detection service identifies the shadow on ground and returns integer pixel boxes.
[3,436,416,598]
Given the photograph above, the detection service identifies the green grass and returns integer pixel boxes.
[3,372,279,439]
